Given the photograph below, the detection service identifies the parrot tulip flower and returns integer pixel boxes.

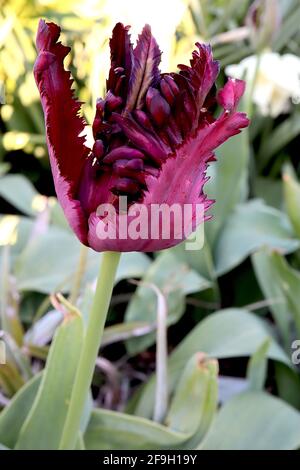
[34,20,249,252]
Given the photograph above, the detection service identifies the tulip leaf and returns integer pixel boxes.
[0,215,33,257]
[275,363,300,409]
[0,174,39,217]
[254,176,282,209]
[23,310,63,347]
[76,433,85,450]
[252,248,300,340]
[0,373,41,449]
[218,376,248,404]
[125,251,211,355]
[49,200,71,231]
[283,165,300,238]
[258,111,300,169]
[84,409,189,450]
[206,126,249,248]
[14,227,84,293]
[132,308,291,419]
[215,200,299,276]
[15,312,84,450]
[252,250,291,346]
[166,353,218,449]
[168,227,217,282]
[116,252,152,283]
[85,355,218,450]
[246,338,271,391]
[199,391,300,450]
[14,224,150,294]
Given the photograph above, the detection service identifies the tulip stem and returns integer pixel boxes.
[69,245,89,305]
[59,251,121,450]
[153,286,168,424]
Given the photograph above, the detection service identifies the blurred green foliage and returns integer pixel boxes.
[1,0,300,451]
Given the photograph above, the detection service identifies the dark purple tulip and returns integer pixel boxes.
[34,20,249,252]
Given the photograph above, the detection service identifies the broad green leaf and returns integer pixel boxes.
[117,252,151,279]
[215,200,299,275]
[168,227,217,282]
[84,252,152,288]
[170,309,289,366]
[0,174,39,217]
[0,374,41,449]
[246,338,271,391]
[205,116,249,247]
[14,225,150,294]
[15,227,83,293]
[16,313,84,450]
[254,176,282,209]
[252,249,300,339]
[258,111,300,169]
[49,200,71,231]
[283,166,300,238]
[252,250,291,346]
[125,251,211,355]
[132,309,290,419]
[0,215,33,257]
[76,433,85,450]
[275,363,300,410]
[200,391,300,450]
[84,409,189,450]
[24,310,63,347]
[218,376,248,403]
[166,353,218,449]
[77,252,151,325]
[85,356,218,451]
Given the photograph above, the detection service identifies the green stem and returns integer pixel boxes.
[69,245,89,305]
[59,251,121,450]
[153,286,168,423]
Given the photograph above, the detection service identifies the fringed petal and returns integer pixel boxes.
[87,80,248,253]
[217,77,246,112]
[34,20,89,243]
[107,22,133,98]
[142,78,249,234]
[177,44,220,122]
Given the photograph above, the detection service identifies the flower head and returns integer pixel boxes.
[34,20,249,252]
